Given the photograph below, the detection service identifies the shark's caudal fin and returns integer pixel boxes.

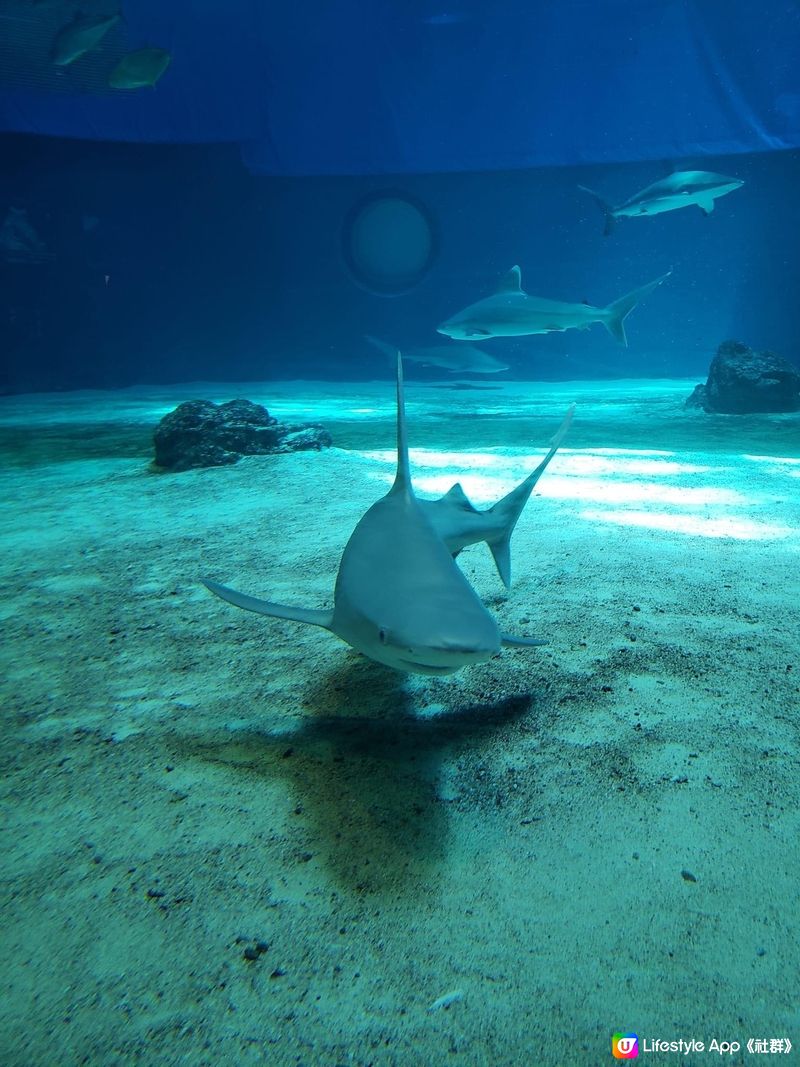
[364,334,397,361]
[201,579,334,630]
[391,352,413,494]
[602,270,671,346]
[485,405,575,587]
[578,185,616,236]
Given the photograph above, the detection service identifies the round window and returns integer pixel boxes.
[342,191,437,296]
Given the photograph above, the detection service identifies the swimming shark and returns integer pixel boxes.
[579,170,744,236]
[51,12,121,66]
[421,404,574,588]
[438,265,670,346]
[202,355,546,676]
[365,334,508,374]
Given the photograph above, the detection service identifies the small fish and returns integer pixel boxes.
[109,47,171,89]
[579,170,744,236]
[51,12,120,67]
[0,207,53,264]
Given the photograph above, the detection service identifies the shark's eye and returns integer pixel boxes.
[378,628,387,644]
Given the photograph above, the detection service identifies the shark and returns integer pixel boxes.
[579,170,744,236]
[51,12,121,66]
[365,334,508,374]
[420,404,574,588]
[438,265,670,346]
[202,355,547,676]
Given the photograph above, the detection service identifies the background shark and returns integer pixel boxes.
[579,170,744,235]
[51,12,121,66]
[438,265,670,346]
[365,334,508,374]
[203,355,545,676]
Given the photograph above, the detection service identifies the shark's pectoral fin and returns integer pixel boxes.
[501,631,548,648]
[202,578,334,630]
[698,197,715,215]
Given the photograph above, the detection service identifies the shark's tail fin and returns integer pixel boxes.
[364,334,397,361]
[485,405,575,588]
[578,184,616,236]
[601,271,671,347]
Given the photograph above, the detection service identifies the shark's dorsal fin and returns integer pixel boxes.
[443,482,478,512]
[496,265,523,294]
[391,352,412,495]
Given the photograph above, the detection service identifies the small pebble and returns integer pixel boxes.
[681,869,697,883]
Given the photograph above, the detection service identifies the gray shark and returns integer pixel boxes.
[421,404,574,588]
[579,170,744,236]
[438,265,670,346]
[51,12,121,66]
[202,355,545,676]
[365,334,508,374]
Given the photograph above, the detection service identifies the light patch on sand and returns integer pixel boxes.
[580,508,795,540]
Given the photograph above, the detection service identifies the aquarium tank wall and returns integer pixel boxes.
[2,0,799,392]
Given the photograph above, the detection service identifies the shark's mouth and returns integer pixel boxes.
[397,657,461,675]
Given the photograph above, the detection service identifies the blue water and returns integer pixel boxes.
[3,135,800,393]
[3,6,800,1065]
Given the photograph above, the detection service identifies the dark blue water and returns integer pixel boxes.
[2,134,799,394]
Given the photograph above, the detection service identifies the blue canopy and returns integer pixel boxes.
[1,0,799,174]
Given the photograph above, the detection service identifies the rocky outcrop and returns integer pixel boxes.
[687,340,800,414]
[153,398,332,471]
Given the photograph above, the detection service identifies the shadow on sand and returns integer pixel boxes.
[186,654,538,894]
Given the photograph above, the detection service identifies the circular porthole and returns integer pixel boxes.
[341,190,437,296]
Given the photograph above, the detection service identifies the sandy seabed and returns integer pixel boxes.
[1,377,799,1067]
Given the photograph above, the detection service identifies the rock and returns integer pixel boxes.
[687,340,800,413]
[684,383,707,409]
[277,427,333,452]
[153,398,332,471]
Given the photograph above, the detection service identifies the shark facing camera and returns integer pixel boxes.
[203,355,572,676]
